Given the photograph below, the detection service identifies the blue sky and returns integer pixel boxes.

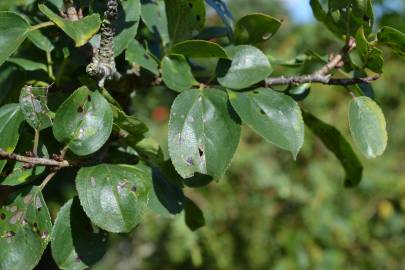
[282,0,314,23]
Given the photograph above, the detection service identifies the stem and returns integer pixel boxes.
[30,21,55,31]
[0,149,70,167]
[46,51,55,80]
[33,129,40,156]
[39,172,57,191]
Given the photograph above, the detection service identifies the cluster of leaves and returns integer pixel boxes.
[0,0,404,269]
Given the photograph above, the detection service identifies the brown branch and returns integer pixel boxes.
[0,148,70,168]
[265,37,381,87]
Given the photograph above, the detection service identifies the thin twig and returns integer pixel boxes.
[39,171,57,191]
[265,74,380,86]
[0,148,69,168]
[265,37,380,87]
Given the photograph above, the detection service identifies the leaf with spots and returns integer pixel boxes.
[76,164,152,233]
[51,197,108,270]
[168,88,241,179]
[348,96,387,158]
[0,186,52,270]
[0,104,25,174]
[228,88,304,158]
[19,85,53,131]
[164,0,206,43]
[52,86,113,156]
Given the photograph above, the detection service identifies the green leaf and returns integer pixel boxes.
[310,0,374,37]
[0,12,30,66]
[286,83,311,101]
[184,197,205,231]
[7,58,48,72]
[141,0,170,45]
[39,4,101,47]
[0,186,52,270]
[19,85,53,131]
[348,96,387,158]
[168,88,241,179]
[234,13,282,45]
[112,105,148,145]
[76,164,152,233]
[377,26,405,58]
[51,197,108,270]
[0,104,25,173]
[53,86,113,156]
[303,112,363,187]
[228,88,304,158]
[114,0,141,56]
[217,45,272,90]
[27,30,54,52]
[164,0,206,43]
[171,40,229,58]
[355,27,383,73]
[125,39,159,75]
[162,54,197,92]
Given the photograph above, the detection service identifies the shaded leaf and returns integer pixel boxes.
[164,0,206,43]
[114,0,141,56]
[204,0,234,38]
[184,197,205,231]
[303,111,363,187]
[112,105,148,145]
[141,0,170,45]
[0,104,25,173]
[51,197,108,270]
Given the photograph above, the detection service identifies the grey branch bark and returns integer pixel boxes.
[265,37,380,87]
[0,148,70,168]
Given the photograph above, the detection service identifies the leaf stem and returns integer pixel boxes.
[46,51,55,80]
[30,21,55,31]
[39,171,57,191]
[33,129,40,156]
